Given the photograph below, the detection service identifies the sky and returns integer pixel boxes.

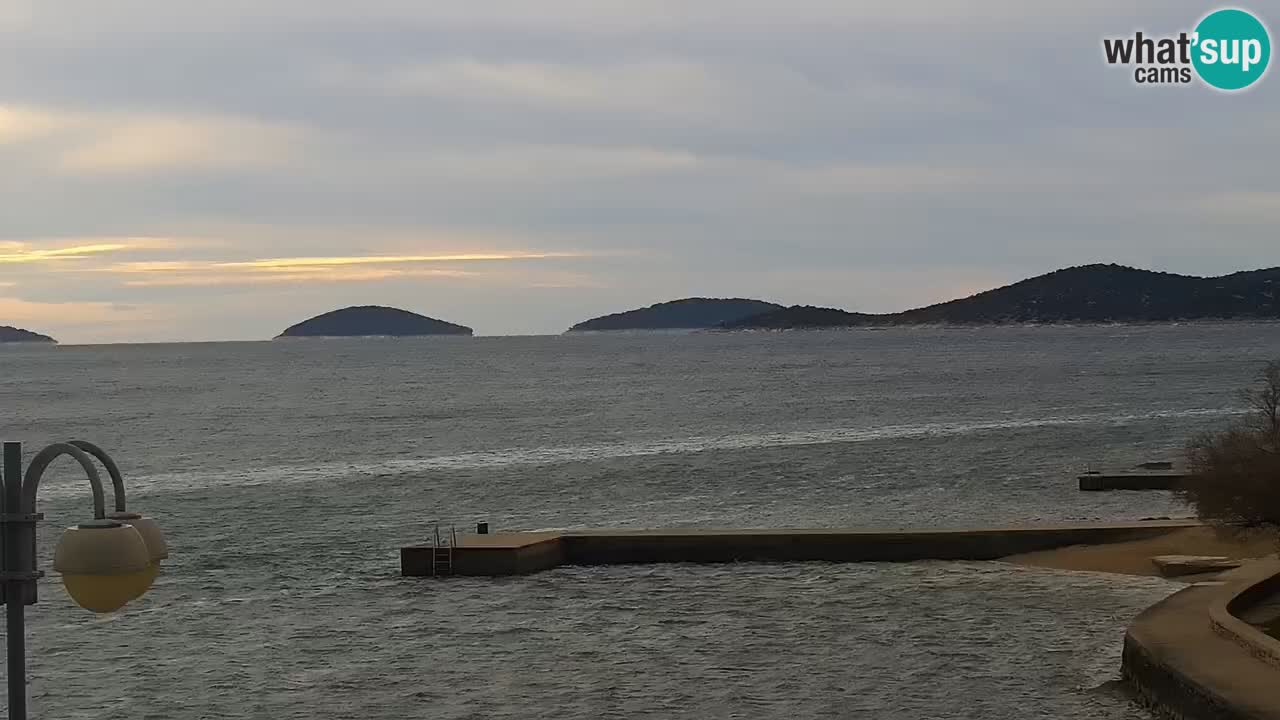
[1,1,1277,343]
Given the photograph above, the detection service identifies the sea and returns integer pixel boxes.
[3,322,1279,719]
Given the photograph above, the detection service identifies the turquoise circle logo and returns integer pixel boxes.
[1192,8,1271,90]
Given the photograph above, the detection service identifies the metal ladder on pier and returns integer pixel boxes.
[430,524,458,576]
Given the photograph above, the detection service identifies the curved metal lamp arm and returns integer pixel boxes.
[20,443,107,520]
[66,440,126,513]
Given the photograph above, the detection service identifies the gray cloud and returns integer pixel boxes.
[0,0,1276,342]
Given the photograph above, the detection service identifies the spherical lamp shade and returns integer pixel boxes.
[53,521,152,613]
[107,512,168,562]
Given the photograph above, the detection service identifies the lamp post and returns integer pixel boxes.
[1,441,167,720]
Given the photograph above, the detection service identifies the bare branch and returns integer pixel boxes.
[1180,359,1280,534]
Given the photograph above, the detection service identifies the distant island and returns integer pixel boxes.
[275,306,473,338]
[723,264,1280,329]
[0,325,57,344]
[568,298,782,332]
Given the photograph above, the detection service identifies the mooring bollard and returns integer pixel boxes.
[477,522,489,535]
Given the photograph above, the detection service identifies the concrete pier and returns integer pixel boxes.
[401,519,1200,577]
[1078,471,1186,491]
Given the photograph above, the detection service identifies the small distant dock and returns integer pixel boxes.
[401,520,1200,578]
[1078,461,1188,492]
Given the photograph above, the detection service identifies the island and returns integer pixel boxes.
[275,306,473,339]
[723,264,1280,329]
[568,298,782,332]
[0,326,57,344]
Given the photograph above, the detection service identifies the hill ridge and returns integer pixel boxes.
[724,264,1280,329]
[276,306,473,338]
[568,297,782,332]
[0,325,57,344]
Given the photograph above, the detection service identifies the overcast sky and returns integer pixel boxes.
[1,1,1276,343]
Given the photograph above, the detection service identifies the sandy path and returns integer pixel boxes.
[1003,526,1279,577]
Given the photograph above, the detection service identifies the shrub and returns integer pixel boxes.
[1177,361,1280,529]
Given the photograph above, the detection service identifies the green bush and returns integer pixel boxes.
[1177,361,1280,529]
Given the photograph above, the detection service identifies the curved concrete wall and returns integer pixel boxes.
[1211,558,1280,670]
[1123,559,1280,720]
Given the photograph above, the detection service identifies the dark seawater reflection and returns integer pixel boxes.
[3,323,1279,717]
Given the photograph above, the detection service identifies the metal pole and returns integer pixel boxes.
[0,441,114,720]
[67,441,126,513]
[4,441,27,720]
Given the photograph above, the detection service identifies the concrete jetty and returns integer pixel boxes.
[1078,461,1188,491]
[1078,471,1186,491]
[401,519,1200,577]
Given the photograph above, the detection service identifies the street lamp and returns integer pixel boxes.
[1,441,167,720]
[65,440,169,605]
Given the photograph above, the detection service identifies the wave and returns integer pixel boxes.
[43,406,1241,499]
[366,406,1238,471]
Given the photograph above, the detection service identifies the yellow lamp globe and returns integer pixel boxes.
[107,511,168,562]
[53,520,152,613]
[106,511,167,599]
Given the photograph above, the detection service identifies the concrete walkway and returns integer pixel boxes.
[402,519,1201,577]
[1125,562,1280,720]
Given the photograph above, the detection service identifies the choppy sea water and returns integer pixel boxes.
[3,323,1280,718]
